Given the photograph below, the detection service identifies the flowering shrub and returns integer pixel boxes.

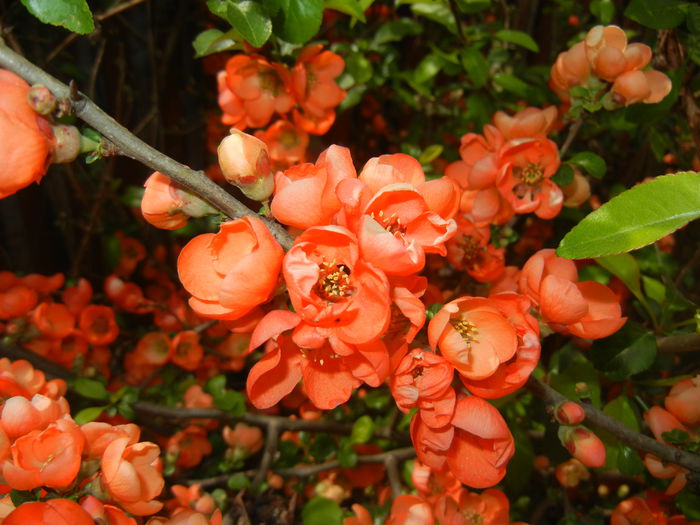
[0,1,700,524]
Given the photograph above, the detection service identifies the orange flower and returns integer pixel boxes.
[611,70,672,106]
[519,249,626,339]
[498,136,562,219]
[2,417,84,489]
[224,55,294,128]
[386,495,434,525]
[292,45,346,135]
[3,499,94,525]
[492,106,558,140]
[0,69,55,199]
[559,425,606,468]
[411,395,515,489]
[255,119,309,170]
[611,497,661,525]
[428,294,540,398]
[61,278,93,316]
[391,349,455,428]
[101,437,164,516]
[80,421,140,459]
[223,423,263,456]
[271,145,356,229]
[171,331,204,371]
[665,376,700,426]
[105,275,157,314]
[1,394,69,440]
[446,216,505,283]
[177,216,283,320]
[0,284,37,320]
[434,488,511,525]
[20,273,65,294]
[282,226,391,346]
[336,180,457,276]
[80,495,138,525]
[411,461,462,504]
[78,305,119,346]
[167,426,212,467]
[31,302,75,340]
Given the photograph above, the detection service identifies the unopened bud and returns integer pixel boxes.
[27,84,57,115]
[218,129,273,201]
[555,401,586,425]
[559,425,606,468]
[562,169,591,208]
[51,125,81,164]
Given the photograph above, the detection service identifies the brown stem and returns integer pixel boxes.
[525,376,700,474]
[560,118,583,158]
[658,333,700,354]
[0,39,294,250]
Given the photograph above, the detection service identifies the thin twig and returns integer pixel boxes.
[253,420,280,487]
[559,118,583,158]
[525,376,700,474]
[0,40,294,250]
[658,333,700,354]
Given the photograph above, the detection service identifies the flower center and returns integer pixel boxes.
[459,236,482,267]
[314,260,353,302]
[516,162,545,185]
[461,510,484,525]
[450,317,479,345]
[371,210,407,236]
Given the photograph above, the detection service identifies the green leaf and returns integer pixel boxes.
[495,29,539,52]
[589,322,658,381]
[324,0,366,22]
[345,53,373,84]
[413,53,445,84]
[207,0,232,19]
[20,0,94,34]
[624,0,687,29]
[419,144,443,164]
[302,497,343,525]
[603,395,639,431]
[493,73,531,98]
[557,172,700,259]
[73,377,110,400]
[350,415,375,444]
[10,489,40,507]
[687,4,700,33]
[192,29,238,58]
[455,0,491,14]
[411,2,457,33]
[227,472,251,490]
[552,164,575,186]
[227,1,272,48]
[373,18,423,45]
[309,433,337,461]
[590,0,615,24]
[595,253,643,301]
[74,406,107,425]
[549,346,601,406]
[567,152,606,179]
[271,0,324,44]
[461,47,489,89]
[338,440,358,467]
[617,445,644,475]
[677,488,700,521]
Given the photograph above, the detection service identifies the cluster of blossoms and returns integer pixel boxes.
[641,376,700,496]
[0,70,83,198]
[216,45,346,170]
[550,25,672,107]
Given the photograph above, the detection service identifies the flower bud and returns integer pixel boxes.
[51,125,81,164]
[27,84,56,115]
[562,169,591,208]
[218,129,273,201]
[555,401,586,425]
[559,425,606,468]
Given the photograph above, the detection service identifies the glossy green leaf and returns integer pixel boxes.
[617,445,645,475]
[337,440,358,467]
[325,0,366,22]
[589,322,657,381]
[549,346,601,406]
[414,53,445,84]
[557,172,700,259]
[603,395,639,431]
[411,2,457,33]
[302,497,343,525]
[227,1,272,48]
[20,0,94,33]
[227,472,251,490]
[345,53,373,84]
[74,406,107,425]
[461,47,489,89]
[373,18,422,45]
[419,144,443,164]
[596,253,643,300]
[207,0,232,19]
[192,29,238,58]
[567,151,606,179]
[455,0,491,14]
[552,164,574,186]
[350,415,375,444]
[73,377,109,400]
[272,0,324,44]
[590,0,615,24]
[495,29,539,52]
[493,73,531,98]
[624,0,687,29]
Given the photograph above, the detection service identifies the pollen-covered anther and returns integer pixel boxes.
[450,317,479,346]
[315,260,354,302]
[516,162,545,185]
[370,210,407,236]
